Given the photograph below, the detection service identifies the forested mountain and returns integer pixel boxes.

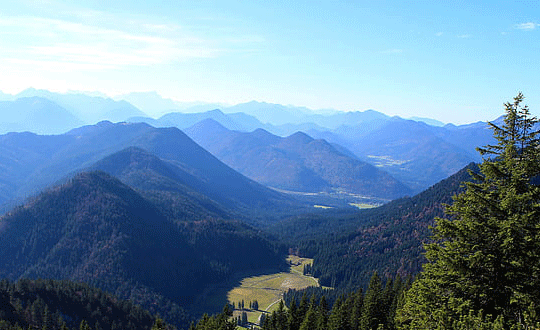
[308,118,492,192]
[0,171,284,328]
[0,278,161,330]
[89,147,234,221]
[0,121,304,220]
[270,163,476,290]
[185,119,411,200]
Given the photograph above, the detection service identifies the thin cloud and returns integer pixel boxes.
[435,32,443,37]
[457,34,472,38]
[515,22,538,30]
[0,14,261,72]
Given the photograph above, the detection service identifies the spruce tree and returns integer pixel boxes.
[361,272,383,330]
[397,93,540,328]
[316,295,329,330]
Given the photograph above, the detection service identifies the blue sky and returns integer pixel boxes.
[0,0,538,124]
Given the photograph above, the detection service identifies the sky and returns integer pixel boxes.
[0,0,539,124]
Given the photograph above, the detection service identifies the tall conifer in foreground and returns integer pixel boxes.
[397,93,540,329]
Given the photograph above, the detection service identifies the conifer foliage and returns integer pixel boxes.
[397,93,540,328]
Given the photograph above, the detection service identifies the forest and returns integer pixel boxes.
[1,93,539,330]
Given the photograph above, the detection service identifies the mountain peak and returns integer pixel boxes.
[284,131,314,144]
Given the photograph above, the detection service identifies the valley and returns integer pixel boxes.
[0,0,537,328]
[0,89,536,330]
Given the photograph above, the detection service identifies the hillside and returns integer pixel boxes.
[0,278,160,330]
[270,163,477,289]
[0,171,284,328]
[0,121,303,221]
[185,119,411,200]
[89,147,234,221]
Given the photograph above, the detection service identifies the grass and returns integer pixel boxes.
[314,204,333,209]
[349,202,378,209]
[227,255,319,327]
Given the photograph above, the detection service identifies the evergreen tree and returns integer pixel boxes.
[275,301,288,330]
[287,299,301,330]
[361,272,383,330]
[327,295,349,330]
[397,93,540,328]
[241,312,248,326]
[348,289,363,330]
[299,301,318,330]
[316,295,329,330]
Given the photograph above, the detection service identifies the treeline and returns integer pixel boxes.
[273,163,474,291]
[188,273,409,330]
[263,273,409,330]
[0,278,165,330]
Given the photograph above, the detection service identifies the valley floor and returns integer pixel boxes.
[191,255,321,328]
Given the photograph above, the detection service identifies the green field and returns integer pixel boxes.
[228,255,319,327]
[349,202,378,209]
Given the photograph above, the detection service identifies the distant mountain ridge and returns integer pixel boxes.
[15,88,147,124]
[0,121,303,221]
[0,88,497,194]
[185,119,412,200]
[0,97,84,134]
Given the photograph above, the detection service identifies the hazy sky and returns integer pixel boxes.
[0,0,538,124]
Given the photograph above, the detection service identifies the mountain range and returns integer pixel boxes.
[0,88,511,328]
[0,121,304,222]
[0,88,498,193]
[185,119,411,200]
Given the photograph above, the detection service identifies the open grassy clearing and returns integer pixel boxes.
[349,202,378,209]
[228,255,319,327]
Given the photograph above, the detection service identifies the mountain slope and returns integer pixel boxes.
[310,118,482,192]
[0,278,160,330]
[0,171,284,327]
[0,121,299,220]
[0,171,204,323]
[186,119,411,200]
[89,146,234,221]
[271,163,476,289]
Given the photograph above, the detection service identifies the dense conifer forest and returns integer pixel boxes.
[0,279,161,330]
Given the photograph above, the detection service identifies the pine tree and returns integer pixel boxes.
[348,289,363,330]
[316,295,329,330]
[299,298,318,330]
[397,93,540,328]
[360,272,384,330]
[288,299,301,330]
[327,295,349,330]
